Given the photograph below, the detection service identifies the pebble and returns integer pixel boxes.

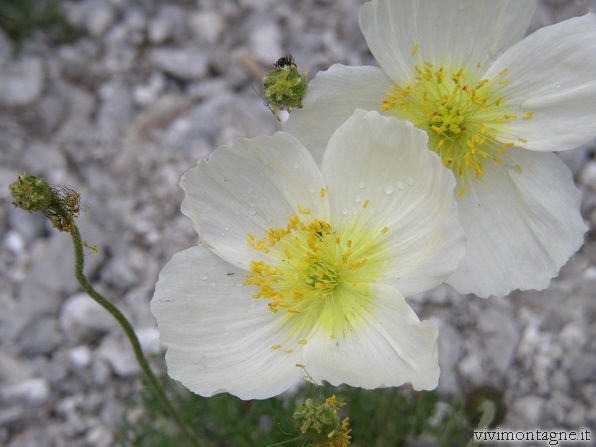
[1,378,50,406]
[0,57,45,106]
[0,1,594,445]
[150,48,209,81]
[60,293,118,341]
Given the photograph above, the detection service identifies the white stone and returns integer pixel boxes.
[579,160,596,190]
[0,57,45,106]
[98,336,139,377]
[69,346,92,368]
[250,22,283,64]
[150,48,209,80]
[60,293,117,340]
[188,11,224,43]
[1,378,50,406]
[136,327,161,355]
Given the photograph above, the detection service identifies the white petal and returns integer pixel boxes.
[359,0,536,85]
[284,64,392,164]
[303,284,439,391]
[181,132,327,269]
[151,247,305,399]
[322,110,465,297]
[447,148,586,297]
[486,14,596,151]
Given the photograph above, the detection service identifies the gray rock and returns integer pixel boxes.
[97,336,139,377]
[59,293,118,341]
[148,5,187,44]
[150,48,209,81]
[15,317,62,356]
[1,378,50,406]
[188,11,224,44]
[0,58,45,106]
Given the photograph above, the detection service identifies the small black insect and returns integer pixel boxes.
[274,54,297,70]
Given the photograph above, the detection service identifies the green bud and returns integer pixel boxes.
[293,397,341,443]
[262,54,307,116]
[9,174,54,213]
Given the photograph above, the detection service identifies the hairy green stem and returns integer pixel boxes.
[64,210,202,446]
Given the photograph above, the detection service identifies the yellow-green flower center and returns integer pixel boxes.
[381,56,532,195]
[243,198,388,353]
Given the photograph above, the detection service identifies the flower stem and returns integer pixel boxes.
[9,175,202,446]
[465,400,495,447]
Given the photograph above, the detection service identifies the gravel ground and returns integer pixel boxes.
[1,1,595,446]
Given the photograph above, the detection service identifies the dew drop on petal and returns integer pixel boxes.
[293,162,299,169]
[248,207,257,215]
[359,181,366,189]
[234,210,241,216]
[397,181,405,190]
[407,176,415,186]
[354,195,361,203]
[199,274,208,281]
[307,184,315,193]
[342,207,349,215]
[258,171,265,178]
[236,280,243,287]
[384,184,394,195]
[210,282,216,289]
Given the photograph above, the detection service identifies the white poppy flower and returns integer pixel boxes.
[151,110,464,399]
[285,0,593,298]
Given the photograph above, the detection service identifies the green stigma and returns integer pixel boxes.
[262,54,308,118]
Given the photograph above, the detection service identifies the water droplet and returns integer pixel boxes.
[354,195,361,203]
[397,181,405,190]
[358,181,365,189]
[235,280,243,287]
[384,184,394,195]
[307,184,315,193]
[293,162,299,169]
[407,176,415,186]
[234,210,241,216]
[265,214,272,222]
[220,232,225,237]
[342,207,349,215]
[248,207,256,215]
[210,282,216,289]
[199,274,208,281]
[258,171,265,178]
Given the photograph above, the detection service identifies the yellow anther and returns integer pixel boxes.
[504,114,518,120]
[297,204,311,214]
[271,344,281,350]
[499,68,508,76]
[320,187,326,197]
[298,339,308,345]
[412,44,419,54]
[522,112,533,119]
[518,137,528,143]
[284,349,293,354]
[363,199,369,209]
[288,308,300,314]
[499,79,509,84]
[381,226,389,234]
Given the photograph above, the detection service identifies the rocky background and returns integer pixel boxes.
[0,0,595,446]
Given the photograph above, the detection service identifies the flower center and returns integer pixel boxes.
[243,200,388,352]
[381,58,532,195]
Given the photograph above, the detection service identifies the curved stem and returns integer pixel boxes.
[465,400,496,447]
[66,214,202,446]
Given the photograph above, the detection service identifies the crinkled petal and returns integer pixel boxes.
[303,283,439,391]
[151,246,305,400]
[485,13,596,151]
[284,64,392,164]
[447,148,586,297]
[359,0,535,85]
[181,132,327,269]
[322,110,465,297]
